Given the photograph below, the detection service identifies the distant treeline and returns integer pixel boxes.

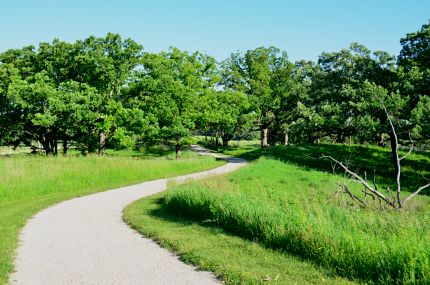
[0,21,429,156]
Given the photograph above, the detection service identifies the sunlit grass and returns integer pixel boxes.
[124,192,357,285]
[164,156,430,284]
[0,152,223,285]
[126,143,430,284]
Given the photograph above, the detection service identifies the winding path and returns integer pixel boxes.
[11,146,246,285]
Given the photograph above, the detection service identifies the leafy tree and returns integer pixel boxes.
[412,96,430,140]
[199,89,253,147]
[130,48,218,158]
[222,47,293,147]
[296,43,398,144]
[7,72,59,154]
[399,20,430,73]
[72,33,143,154]
[398,20,430,144]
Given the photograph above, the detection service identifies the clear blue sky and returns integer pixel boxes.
[1,0,429,62]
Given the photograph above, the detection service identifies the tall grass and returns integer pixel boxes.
[0,153,222,285]
[164,156,430,284]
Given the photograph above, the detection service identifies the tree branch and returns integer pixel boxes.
[321,155,395,208]
[403,182,430,205]
[400,132,414,161]
[339,184,367,206]
[378,97,402,208]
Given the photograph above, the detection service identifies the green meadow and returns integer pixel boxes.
[125,144,430,284]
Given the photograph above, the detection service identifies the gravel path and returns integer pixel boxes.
[11,146,247,285]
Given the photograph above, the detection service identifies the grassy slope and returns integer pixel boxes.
[124,193,356,285]
[0,151,223,285]
[125,143,430,284]
[204,142,430,194]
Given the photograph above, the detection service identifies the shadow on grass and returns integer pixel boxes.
[146,197,344,282]
[204,142,430,194]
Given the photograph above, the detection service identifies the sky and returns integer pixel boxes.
[1,0,429,62]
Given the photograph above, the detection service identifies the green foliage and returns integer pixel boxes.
[221,47,295,146]
[399,20,430,72]
[0,34,143,154]
[198,89,254,146]
[2,20,430,154]
[127,48,219,155]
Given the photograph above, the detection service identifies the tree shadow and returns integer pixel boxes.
[231,143,430,194]
[146,197,351,282]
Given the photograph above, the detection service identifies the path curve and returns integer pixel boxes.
[11,146,247,285]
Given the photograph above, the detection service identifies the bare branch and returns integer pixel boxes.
[372,170,378,192]
[338,184,367,206]
[377,97,402,208]
[362,188,375,201]
[403,183,430,205]
[331,161,337,175]
[400,132,414,161]
[322,155,395,208]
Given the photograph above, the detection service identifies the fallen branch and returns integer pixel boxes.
[338,184,367,206]
[403,182,430,205]
[321,155,395,208]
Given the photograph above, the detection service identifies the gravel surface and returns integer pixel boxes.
[11,146,247,285]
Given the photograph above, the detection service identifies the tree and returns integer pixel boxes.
[222,47,293,147]
[72,33,143,154]
[130,48,218,158]
[296,43,398,144]
[412,96,430,140]
[399,20,430,73]
[199,89,253,147]
[398,20,430,146]
[7,72,59,154]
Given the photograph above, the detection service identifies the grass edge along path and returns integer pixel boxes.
[163,157,430,284]
[123,192,357,285]
[0,153,223,285]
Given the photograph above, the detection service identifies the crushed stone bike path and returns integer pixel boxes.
[11,146,246,285]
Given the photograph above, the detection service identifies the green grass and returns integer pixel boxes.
[124,193,357,285]
[126,143,430,284]
[0,151,223,285]
[202,142,430,194]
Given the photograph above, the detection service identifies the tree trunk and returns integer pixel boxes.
[99,132,106,156]
[284,131,289,146]
[48,140,56,156]
[389,132,400,180]
[261,127,268,147]
[336,134,344,144]
[222,135,229,147]
[378,133,385,146]
[175,144,181,159]
[54,139,58,156]
[41,141,52,156]
[63,139,68,156]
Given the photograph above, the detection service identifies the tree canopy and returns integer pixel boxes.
[1,20,430,158]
